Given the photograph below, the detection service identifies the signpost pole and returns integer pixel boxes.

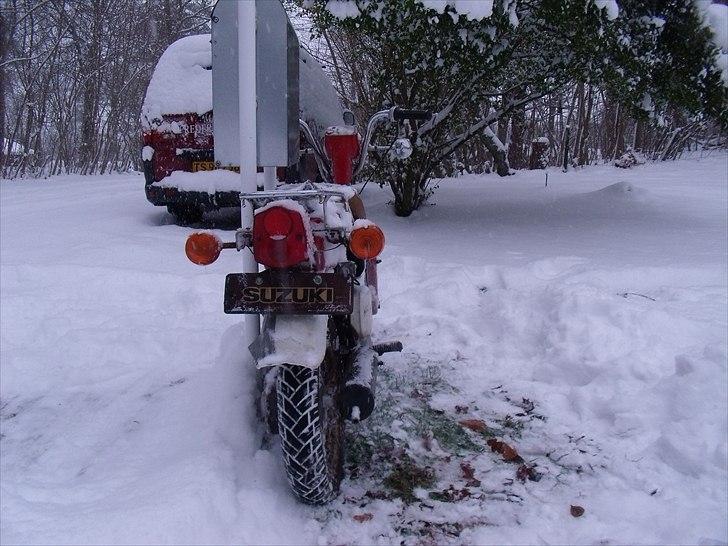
[263,166,276,191]
[238,0,259,342]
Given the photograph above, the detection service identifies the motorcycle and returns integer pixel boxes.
[184,106,432,504]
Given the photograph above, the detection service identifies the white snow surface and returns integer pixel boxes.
[284,181,358,202]
[325,125,358,136]
[697,1,728,84]
[1,154,727,544]
[420,0,494,20]
[153,169,261,193]
[256,315,328,369]
[141,34,212,128]
[324,0,366,20]
[324,0,495,20]
[141,146,154,162]
[299,48,345,135]
[141,35,341,136]
[594,0,619,21]
[701,2,728,51]
[352,218,375,230]
[3,138,33,156]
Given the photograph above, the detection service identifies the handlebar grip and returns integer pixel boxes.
[392,108,433,122]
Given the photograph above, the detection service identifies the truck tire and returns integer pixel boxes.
[276,339,344,504]
[167,203,204,224]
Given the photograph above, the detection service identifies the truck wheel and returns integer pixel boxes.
[276,340,344,504]
[167,203,204,224]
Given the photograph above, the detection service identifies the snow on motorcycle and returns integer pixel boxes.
[184,107,431,503]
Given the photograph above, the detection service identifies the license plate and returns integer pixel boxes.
[224,270,352,315]
[191,161,240,173]
[191,161,215,172]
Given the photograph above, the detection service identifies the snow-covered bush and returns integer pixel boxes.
[614,148,646,169]
[304,0,727,216]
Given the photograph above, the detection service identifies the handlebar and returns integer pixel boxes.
[299,105,433,183]
[352,110,390,180]
[391,108,432,122]
[352,107,431,178]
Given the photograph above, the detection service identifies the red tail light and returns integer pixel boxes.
[253,205,308,268]
[263,207,293,237]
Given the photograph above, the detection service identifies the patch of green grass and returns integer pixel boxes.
[409,407,485,454]
[346,429,395,468]
[383,455,436,503]
[495,415,526,437]
[346,434,375,467]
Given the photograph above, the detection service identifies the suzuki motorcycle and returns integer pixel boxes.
[184,107,431,504]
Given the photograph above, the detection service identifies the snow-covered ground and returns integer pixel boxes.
[1,154,726,545]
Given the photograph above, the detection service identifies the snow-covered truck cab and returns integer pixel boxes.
[141,31,344,224]
[141,35,215,223]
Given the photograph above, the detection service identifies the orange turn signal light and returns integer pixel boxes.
[349,224,385,260]
[185,232,222,265]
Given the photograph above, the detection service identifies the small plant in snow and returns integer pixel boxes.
[614,147,647,168]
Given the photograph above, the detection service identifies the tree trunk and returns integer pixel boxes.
[576,84,593,165]
[20,90,36,176]
[610,102,626,160]
[483,126,510,176]
[529,139,549,169]
[497,114,508,149]
[572,82,585,165]
[508,101,526,169]
[562,125,571,171]
[545,94,557,165]
[634,119,645,151]
[79,0,103,173]
[0,10,8,176]
[388,150,430,217]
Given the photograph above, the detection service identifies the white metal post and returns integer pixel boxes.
[238,0,259,342]
[263,166,276,191]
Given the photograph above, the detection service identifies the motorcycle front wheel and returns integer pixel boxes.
[276,335,345,504]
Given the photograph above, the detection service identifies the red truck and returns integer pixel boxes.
[141,34,343,223]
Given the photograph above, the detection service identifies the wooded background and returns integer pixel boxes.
[1,0,212,178]
[1,0,725,181]
[306,20,725,173]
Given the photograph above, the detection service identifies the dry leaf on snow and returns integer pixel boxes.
[458,419,487,433]
[570,505,585,517]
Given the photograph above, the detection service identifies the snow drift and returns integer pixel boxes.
[1,154,726,544]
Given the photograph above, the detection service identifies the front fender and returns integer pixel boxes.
[248,314,328,369]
